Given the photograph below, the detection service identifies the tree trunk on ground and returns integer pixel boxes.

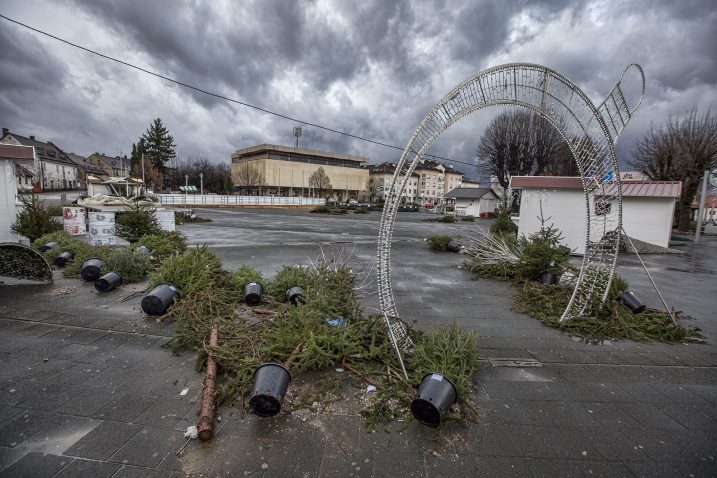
[197,324,218,441]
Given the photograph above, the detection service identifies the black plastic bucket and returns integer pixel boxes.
[538,271,559,285]
[285,286,304,305]
[249,363,292,417]
[55,251,74,268]
[410,373,458,426]
[141,283,180,315]
[619,291,646,314]
[95,272,122,292]
[80,258,104,281]
[244,282,263,306]
[135,246,151,254]
[39,241,58,253]
[446,241,462,253]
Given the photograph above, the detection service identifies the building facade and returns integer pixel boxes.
[86,152,130,177]
[367,162,419,204]
[1,129,79,191]
[67,153,108,189]
[413,159,464,206]
[445,187,500,217]
[231,144,368,201]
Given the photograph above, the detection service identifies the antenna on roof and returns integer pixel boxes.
[293,126,302,148]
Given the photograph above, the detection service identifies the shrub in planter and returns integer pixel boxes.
[13,194,62,242]
[461,215,476,222]
[103,248,153,283]
[439,215,456,223]
[516,222,570,281]
[410,324,480,425]
[136,231,187,260]
[115,201,162,243]
[150,245,223,295]
[267,265,312,301]
[230,265,264,291]
[490,211,518,236]
[427,235,453,251]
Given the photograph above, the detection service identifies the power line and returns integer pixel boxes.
[0,13,478,169]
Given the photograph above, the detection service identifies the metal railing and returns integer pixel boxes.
[156,194,326,207]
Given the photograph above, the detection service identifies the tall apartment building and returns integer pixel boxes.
[367,162,419,204]
[414,159,464,205]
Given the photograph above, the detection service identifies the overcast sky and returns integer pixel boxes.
[1,0,715,177]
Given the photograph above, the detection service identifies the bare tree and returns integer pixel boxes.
[629,108,717,231]
[476,110,566,191]
[309,166,332,197]
[232,161,266,194]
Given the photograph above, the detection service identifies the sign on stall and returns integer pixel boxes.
[62,207,87,235]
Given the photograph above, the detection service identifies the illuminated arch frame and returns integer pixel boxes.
[377,63,645,358]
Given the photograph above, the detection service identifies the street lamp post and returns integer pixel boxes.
[185,175,189,187]
[199,172,204,195]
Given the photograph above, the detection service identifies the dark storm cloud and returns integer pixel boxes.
[0,24,66,97]
[1,0,716,167]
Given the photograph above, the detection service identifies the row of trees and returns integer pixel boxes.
[476,108,716,231]
[233,162,333,197]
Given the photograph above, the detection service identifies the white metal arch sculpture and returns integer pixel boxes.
[377,63,645,359]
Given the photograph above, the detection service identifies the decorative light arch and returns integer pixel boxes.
[377,63,645,359]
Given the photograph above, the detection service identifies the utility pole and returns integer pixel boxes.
[141,153,146,194]
[695,170,710,243]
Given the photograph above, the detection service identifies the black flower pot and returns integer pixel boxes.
[249,363,292,417]
[285,286,304,305]
[39,241,58,253]
[95,272,122,292]
[538,271,559,285]
[244,282,263,306]
[619,291,646,314]
[80,258,104,281]
[55,251,74,268]
[141,283,180,315]
[135,246,151,254]
[446,241,462,253]
[410,373,458,426]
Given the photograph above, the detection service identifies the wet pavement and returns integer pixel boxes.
[0,207,715,477]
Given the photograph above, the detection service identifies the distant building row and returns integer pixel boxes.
[231,143,483,204]
[0,128,129,192]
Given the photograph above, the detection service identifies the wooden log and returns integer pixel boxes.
[197,324,218,441]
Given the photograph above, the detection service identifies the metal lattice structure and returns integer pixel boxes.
[377,63,645,355]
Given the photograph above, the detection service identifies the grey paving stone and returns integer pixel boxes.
[619,402,687,430]
[134,395,195,430]
[18,383,82,411]
[54,386,116,418]
[0,452,71,478]
[473,456,633,478]
[111,465,178,477]
[52,458,120,477]
[108,426,181,468]
[619,426,691,463]
[659,403,717,430]
[371,451,426,478]
[208,435,278,476]
[63,421,141,461]
[96,392,156,422]
[318,445,374,478]
[0,409,63,447]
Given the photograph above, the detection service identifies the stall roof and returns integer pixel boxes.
[510,176,682,198]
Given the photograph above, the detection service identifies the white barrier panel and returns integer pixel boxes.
[155,211,176,231]
[156,194,326,207]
